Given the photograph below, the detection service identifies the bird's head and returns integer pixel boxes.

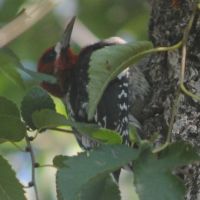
[37,17,77,97]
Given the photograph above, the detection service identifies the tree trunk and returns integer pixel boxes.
[143,1,200,199]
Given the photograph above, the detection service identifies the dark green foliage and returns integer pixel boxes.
[0,155,26,200]
[54,145,139,200]
[0,49,25,89]
[73,122,122,145]
[0,96,25,142]
[0,96,20,118]
[32,108,122,144]
[21,87,55,129]
[32,109,70,130]
[0,115,26,142]
[134,142,200,200]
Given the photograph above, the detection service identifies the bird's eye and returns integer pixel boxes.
[42,49,56,63]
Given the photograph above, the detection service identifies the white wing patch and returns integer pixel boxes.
[118,89,128,99]
[119,103,128,111]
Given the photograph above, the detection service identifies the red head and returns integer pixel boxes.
[37,17,77,97]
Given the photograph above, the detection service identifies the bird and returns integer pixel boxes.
[37,17,150,150]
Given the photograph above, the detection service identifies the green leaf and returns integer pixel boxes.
[129,124,141,144]
[80,175,121,200]
[74,123,122,145]
[159,141,200,169]
[0,155,26,200]
[1,48,56,84]
[0,96,20,118]
[96,176,121,200]
[32,109,122,144]
[88,41,153,119]
[21,87,55,129]
[134,142,200,200]
[0,62,25,89]
[0,115,26,142]
[32,109,70,130]
[0,48,25,89]
[21,68,56,84]
[54,145,140,200]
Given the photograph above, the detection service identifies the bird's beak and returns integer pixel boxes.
[60,16,76,48]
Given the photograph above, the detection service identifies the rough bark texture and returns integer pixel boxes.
[142,0,200,199]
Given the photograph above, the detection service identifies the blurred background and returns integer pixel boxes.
[0,0,150,199]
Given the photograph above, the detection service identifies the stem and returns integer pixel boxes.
[49,127,73,134]
[182,3,197,45]
[180,83,200,101]
[179,4,200,101]
[25,134,39,200]
[10,142,25,152]
[180,44,187,83]
[152,142,169,153]
[37,164,56,168]
[153,88,181,153]
[123,41,183,73]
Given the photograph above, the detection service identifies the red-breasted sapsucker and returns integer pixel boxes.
[37,17,149,149]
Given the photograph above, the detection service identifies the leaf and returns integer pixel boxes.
[0,48,25,89]
[1,48,56,84]
[54,145,140,200]
[0,155,26,200]
[129,124,141,144]
[0,115,26,142]
[0,1,57,48]
[32,109,122,144]
[88,41,153,119]
[0,96,20,118]
[32,109,70,130]
[134,142,200,200]
[74,123,122,145]
[159,141,200,169]
[21,87,55,129]
[0,49,25,89]
[97,176,121,200]
[80,175,121,200]
[21,67,56,84]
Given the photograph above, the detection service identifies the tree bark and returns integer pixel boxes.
[143,1,200,199]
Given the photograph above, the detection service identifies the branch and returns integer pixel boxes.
[25,134,39,200]
[0,0,58,48]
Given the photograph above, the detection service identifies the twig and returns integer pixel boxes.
[25,134,39,200]
[0,0,58,48]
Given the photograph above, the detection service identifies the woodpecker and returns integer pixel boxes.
[37,17,149,149]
